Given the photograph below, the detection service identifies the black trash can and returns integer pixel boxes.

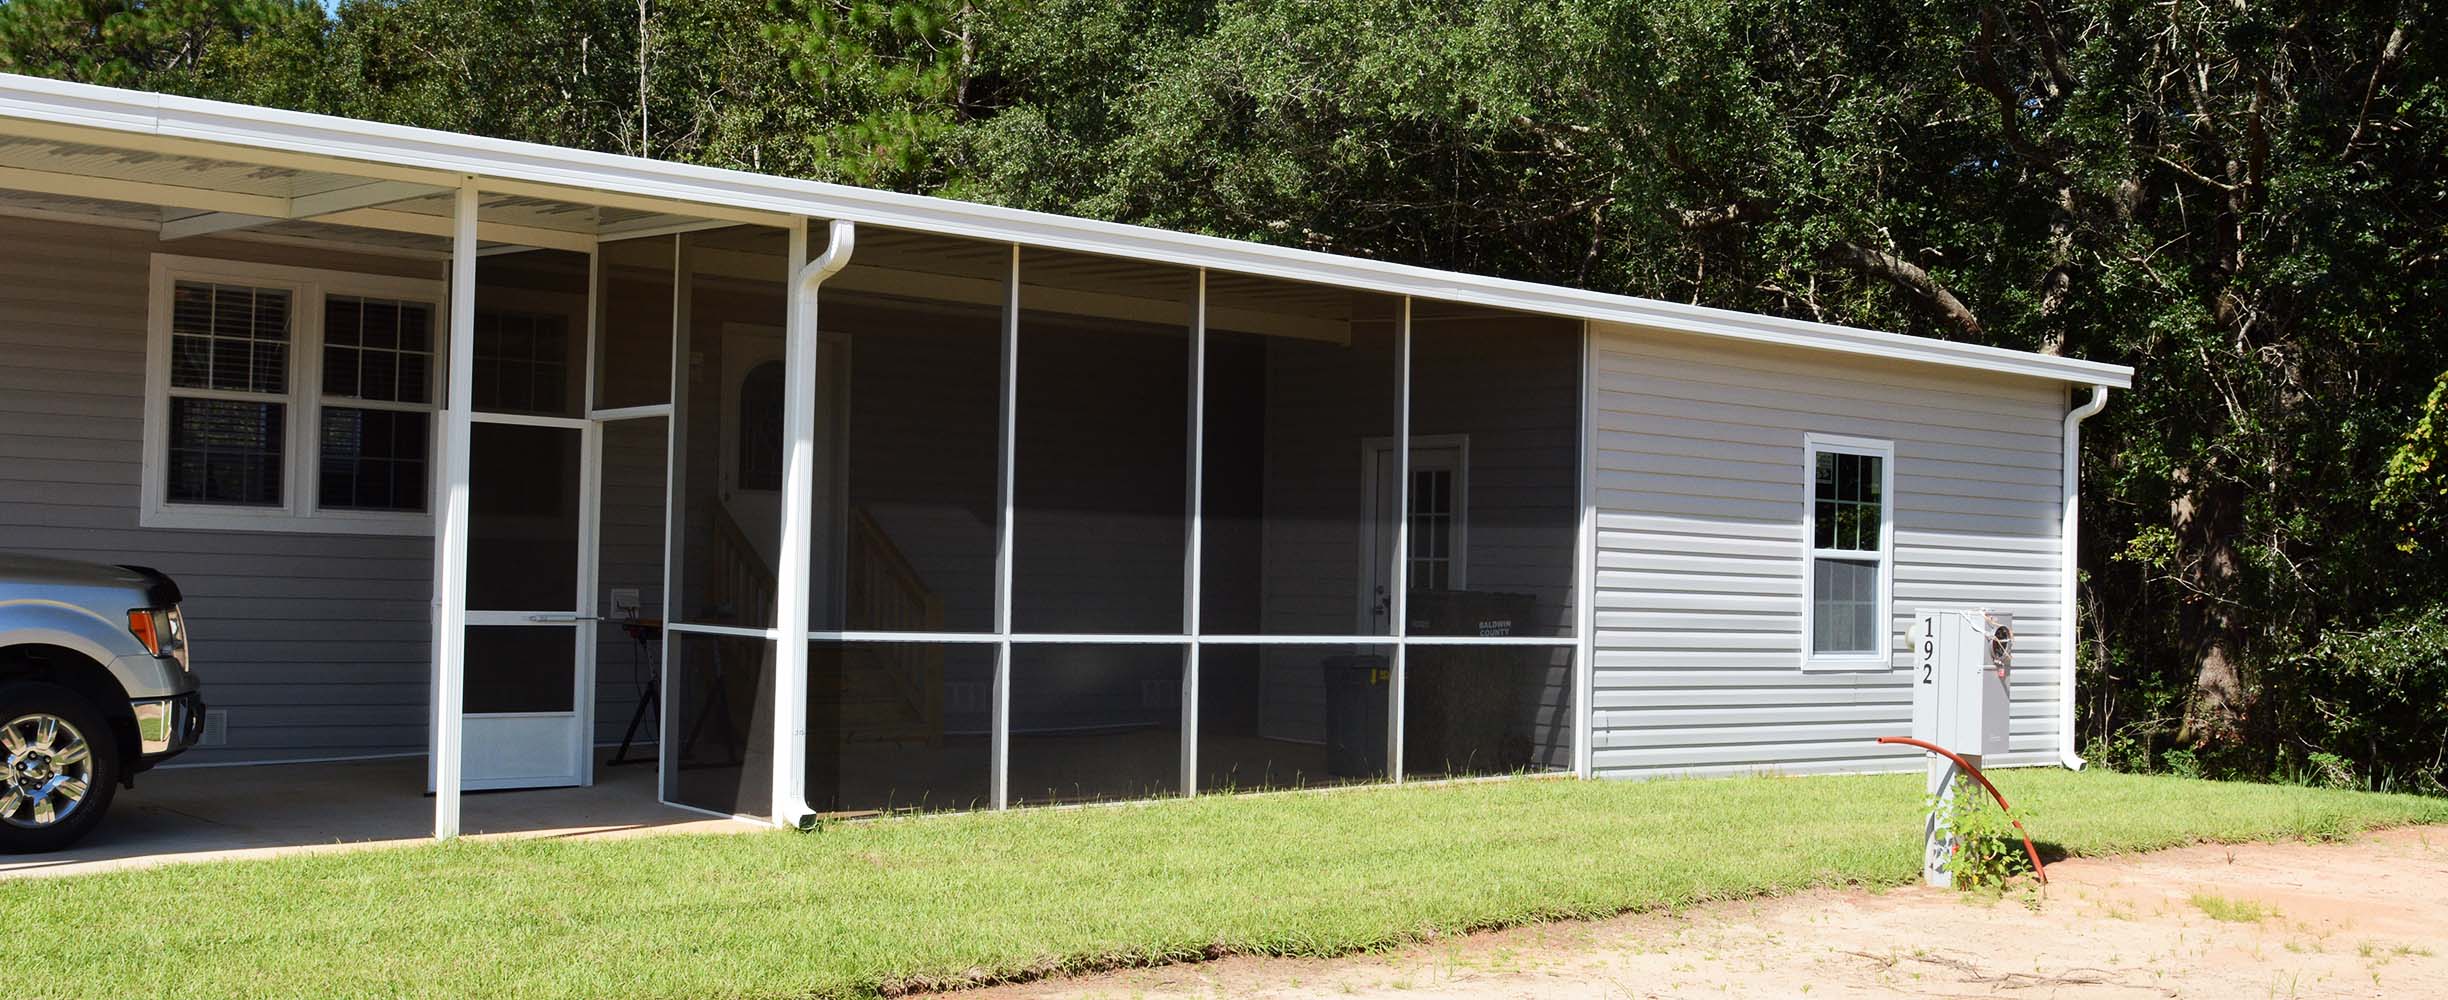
[1322,654,1390,778]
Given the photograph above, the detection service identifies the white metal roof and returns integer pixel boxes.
[0,72,2131,389]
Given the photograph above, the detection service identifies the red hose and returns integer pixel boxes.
[1875,735,2048,885]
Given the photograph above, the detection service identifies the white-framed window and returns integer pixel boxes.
[1800,433,1894,670]
[142,254,447,534]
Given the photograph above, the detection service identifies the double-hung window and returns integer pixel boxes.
[144,255,446,534]
[1802,434,1894,669]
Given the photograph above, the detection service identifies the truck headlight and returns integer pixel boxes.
[128,606,188,668]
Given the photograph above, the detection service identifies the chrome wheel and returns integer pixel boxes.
[0,712,93,829]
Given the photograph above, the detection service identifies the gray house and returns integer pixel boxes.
[0,74,2131,836]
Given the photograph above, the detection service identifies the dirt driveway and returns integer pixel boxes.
[972,825,2448,999]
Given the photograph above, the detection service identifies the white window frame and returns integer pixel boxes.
[1799,433,1895,672]
[142,254,448,534]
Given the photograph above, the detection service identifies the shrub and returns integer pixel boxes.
[1933,775,2036,890]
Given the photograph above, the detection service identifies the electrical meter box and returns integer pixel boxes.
[1911,608,2013,758]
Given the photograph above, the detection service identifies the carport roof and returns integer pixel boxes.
[0,72,2131,389]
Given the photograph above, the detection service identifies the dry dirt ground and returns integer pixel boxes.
[969,825,2448,1000]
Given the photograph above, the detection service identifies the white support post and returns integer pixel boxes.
[576,243,603,790]
[583,244,602,416]
[1923,755,1962,887]
[990,244,1019,811]
[1180,270,1206,796]
[1573,320,1597,780]
[772,218,855,830]
[657,235,692,798]
[432,179,479,840]
[1387,297,1412,782]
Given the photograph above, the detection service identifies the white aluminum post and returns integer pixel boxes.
[990,245,1019,810]
[657,235,691,801]
[432,179,479,840]
[576,243,603,789]
[1388,297,1411,781]
[772,218,855,829]
[575,418,603,789]
[583,244,602,415]
[1573,320,1597,779]
[1181,270,1206,796]
[1924,755,1961,886]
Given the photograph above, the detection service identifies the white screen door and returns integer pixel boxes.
[448,417,597,790]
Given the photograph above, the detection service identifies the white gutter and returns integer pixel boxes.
[771,218,856,829]
[2058,384,2110,769]
[0,72,2133,391]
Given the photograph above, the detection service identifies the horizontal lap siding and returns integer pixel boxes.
[1589,322,2067,779]
[0,216,443,765]
[593,417,667,748]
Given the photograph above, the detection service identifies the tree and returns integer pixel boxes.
[0,0,323,98]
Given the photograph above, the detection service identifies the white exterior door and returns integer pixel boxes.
[1361,439,1467,634]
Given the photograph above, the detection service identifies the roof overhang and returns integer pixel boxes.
[0,72,2132,390]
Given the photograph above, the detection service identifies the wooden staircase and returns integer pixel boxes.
[818,507,947,747]
[705,504,948,746]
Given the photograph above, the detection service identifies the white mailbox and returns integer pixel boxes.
[1911,608,2013,759]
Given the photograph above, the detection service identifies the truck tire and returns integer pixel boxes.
[0,681,120,853]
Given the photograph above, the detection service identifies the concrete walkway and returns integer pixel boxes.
[0,756,761,879]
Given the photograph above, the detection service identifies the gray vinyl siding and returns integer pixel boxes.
[0,215,444,765]
[0,208,2076,781]
[1589,321,2068,778]
[592,415,667,748]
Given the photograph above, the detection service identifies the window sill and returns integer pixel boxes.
[1800,654,1895,674]
[140,505,434,537]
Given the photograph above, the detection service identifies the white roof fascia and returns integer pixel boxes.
[0,72,2133,389]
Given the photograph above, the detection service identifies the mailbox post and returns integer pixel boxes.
[1911,608,2013,886]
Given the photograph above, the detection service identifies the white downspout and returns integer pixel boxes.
[2058,384,2109,770]
[771,218,855,830]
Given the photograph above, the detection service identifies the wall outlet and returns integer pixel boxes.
[609,587,642,621]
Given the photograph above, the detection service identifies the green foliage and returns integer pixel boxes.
[2377,372,2448,554]
[0,0,322,99]
[1933,776,2037,890]
[764,0,975,186]
[2270,605,2448,795]
[2190,892,2276,923]
[2302,751,2359,791]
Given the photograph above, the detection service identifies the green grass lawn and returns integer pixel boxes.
[7,769,2443,999]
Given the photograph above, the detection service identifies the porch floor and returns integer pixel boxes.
[0,754,760,880]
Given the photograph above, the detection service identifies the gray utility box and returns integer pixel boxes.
[1911,608,2013,759]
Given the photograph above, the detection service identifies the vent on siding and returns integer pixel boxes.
[945,681,986,713]
[199,708,229,748]
[1140,678,1181,709]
